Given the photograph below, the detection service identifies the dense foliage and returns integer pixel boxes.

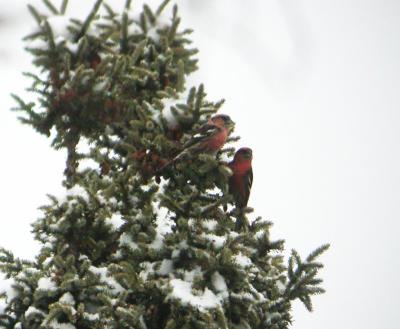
[0,1,329,328]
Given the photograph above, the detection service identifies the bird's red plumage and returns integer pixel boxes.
[228,149,253,209]
[200,127,229,152]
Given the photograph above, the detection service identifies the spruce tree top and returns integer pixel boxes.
[0,1,329,328]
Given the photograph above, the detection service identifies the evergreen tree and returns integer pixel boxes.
[0,1,329,328]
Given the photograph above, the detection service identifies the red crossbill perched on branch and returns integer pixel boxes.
[228,147,253,209]
[158,114,235,171]
[182,114,235,154]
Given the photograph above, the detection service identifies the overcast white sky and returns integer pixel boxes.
[1,1,400,328]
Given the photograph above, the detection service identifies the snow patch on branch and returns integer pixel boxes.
[119,232,139,251]
[41,15,80,53]
[211,271,229,300]
[0,275,17,313]
[233,252,253,268]
[202,220,218,231]
[158,259,174,276]
[109,213,125,231]
[47,320,76,329]
[59,292,75,305]
[83,312,100,321]
[171,240,188,258]
[25,306,45,317]
[182,266,203,282]
[168,279,222,310]
[200,233,227,249]
[37,277,57,291]
[150,199,175,250]
[160,97,180,129]
[76,158,99,173]
[146,13,171,42]
[276,279,286,294]
[140,259,174,281]
[89,266,125,294]
[56,185,90,204]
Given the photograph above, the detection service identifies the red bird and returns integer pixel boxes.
[228,147,253,209]
[159,114,235,171]
[183,114,235,154]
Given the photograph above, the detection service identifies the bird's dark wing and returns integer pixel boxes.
[242,167,253,207]
[228,166,253,209]
[183,124,220,149]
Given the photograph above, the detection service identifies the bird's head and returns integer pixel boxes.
[234,147,253,162]
[210,114,235,131]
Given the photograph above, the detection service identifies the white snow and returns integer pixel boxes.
[187,218,195,228]
[89,266,125,294]
[83,312,100,321]
[218,151,232,163]
[65,40,79,54]
[211,271,228,299]
[57,185,90,204]
[248,283,267,302]
[233,252,253,268]
[158,259,174,276]
[146,26,160,42]
[59,292,75,305]
[37,277,57,291]
[0,275,17,313]
[42,255,53,267]
[276,279,286,294]
[147,199,175,250]
[171,240,188,258]
[157,177,170,194]
[265,312,282,325]
[47,320,76,329]
[25,306,45,317]
[43,15,80,53]
[141,184,153,192]
[139,262,155,281]
[140,259,173,281]
[108,197,118,206]
[168,279,222,310]
[93,79,109,92]
[229,231,239,239]
[202,219,218,231]
[230,291,256,302]
[148,231,164,250]
[200,233,227,249]
[109,213,124,230]
[75,137,92,155]
[27,37,48,50]
[255,230,266,239]
[0,301,6,315]
[120,201,171,250]
[183,266,203,282]
[78,254,89,261]
[76,158,98,172]
[139,315,147,329]
[119,232,139,251]
[146,14,170,42]
[160,97,179,128]
[127,21,141,36]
